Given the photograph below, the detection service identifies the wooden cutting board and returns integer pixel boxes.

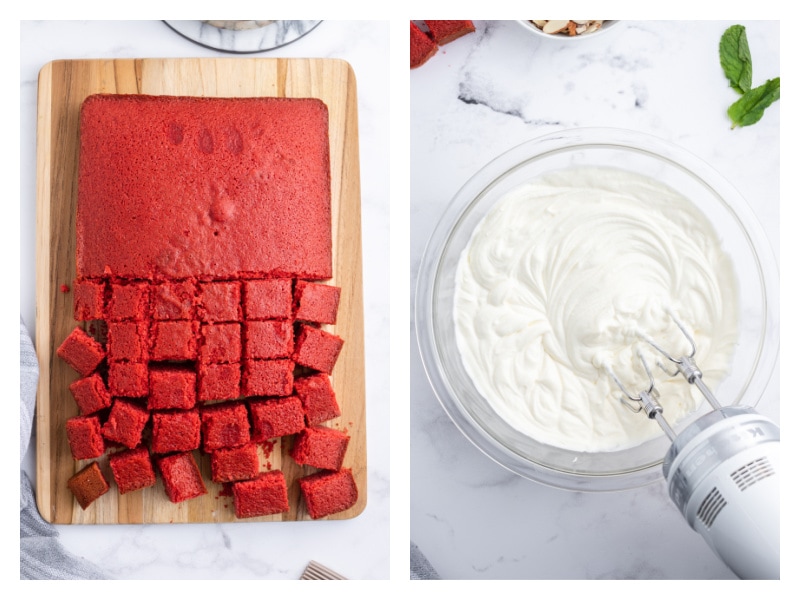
[35,58,366,524]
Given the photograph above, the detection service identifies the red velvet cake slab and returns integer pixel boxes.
[77,95,332,281]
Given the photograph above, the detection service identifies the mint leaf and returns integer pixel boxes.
[720,24,752,94]
[727,77,780,128]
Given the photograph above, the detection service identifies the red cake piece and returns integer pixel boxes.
[290,426,350,471]
[156,452,207,503]
[66,414,105,460]
[102,398,149,448]
[200,401,251,452]
[69,373,112,415]
[77,95,332,281]
[210,443,260,483]
[292,324,344,374]
[424,20,475,44]
[411,21,437,69]
[244,319,293,360]
[243,279,293,320]
[232,471,290,518]
[108,362,149,397]
[294,373,341,425]
[198,362,241,402]
[249,395,306,441]
[148,364,197,410]
[67,461,110,510]
[151,409,201,454]
[108,446,156,494]
[152,280,196,320]
[199,322,242,364]
[107,320,149,362]
[73,279,105,321]
[106,282,149,322]
[151,320,198,361]
[242,359,294,397]
[298,468,358,520]
[56,327,105,377]
[197,281,241,322]
[294,281,341,324]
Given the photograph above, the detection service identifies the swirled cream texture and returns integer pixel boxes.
[454,167,739,452]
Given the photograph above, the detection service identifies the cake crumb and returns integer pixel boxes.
[61,284,71,293]
[259,440,276,456]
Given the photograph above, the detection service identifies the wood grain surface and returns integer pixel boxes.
[35,58,366,524]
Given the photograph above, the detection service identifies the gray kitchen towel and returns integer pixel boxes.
[20,317,38,462]
[19,317,109,580]
[410,542,440,580]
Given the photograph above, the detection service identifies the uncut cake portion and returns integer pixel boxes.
[77,94,332,282]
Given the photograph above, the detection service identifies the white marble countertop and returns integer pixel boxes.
[20,20,389,580]
[411,20,780,580]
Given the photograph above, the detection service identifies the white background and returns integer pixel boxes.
[6,8,798,590]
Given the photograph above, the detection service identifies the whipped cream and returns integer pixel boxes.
[454,167,739,452]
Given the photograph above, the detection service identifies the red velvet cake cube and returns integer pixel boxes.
[298,468,358,520]
[244,319,293,359]
[66,414,105,460]
[156,452,207,503]
[293,281,341,324]
[108,362,149,397]
[151,320,198,361]
[292,324,344,374]
[290,426,350,471]
[151,409,201,454]
[210,443,260,483]
[197,281,241,322]
[107,282,149,321]
[200,401,250,452]
[249,395,306,441]
[108,446,156,494]
[232,471,290,518]
[198,362,241,402]
[410,21,437,69]
[102,398,149,448]
[243,279,292,320]
[68,461,110,510]
[242,359,294,397]
[199,322,242,364]
[69,373,112,415]
[148,364,196,410]
[152,280,196,320]
[423,20,475,45]
[57,327,106,377]
[294,373,341,425]
[107,320,149,362]
[73,279,105,321]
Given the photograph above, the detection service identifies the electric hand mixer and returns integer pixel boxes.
[607,316,780,580]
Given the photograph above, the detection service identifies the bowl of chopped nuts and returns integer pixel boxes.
[517,20,620,40]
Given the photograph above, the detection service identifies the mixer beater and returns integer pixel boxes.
[607,315,780,580]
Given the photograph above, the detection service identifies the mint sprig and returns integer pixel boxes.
[719,24,779,128]
[719,24,752,94]
[727,77,780,128]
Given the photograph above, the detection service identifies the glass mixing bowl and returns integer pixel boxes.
[415,128,779,491]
